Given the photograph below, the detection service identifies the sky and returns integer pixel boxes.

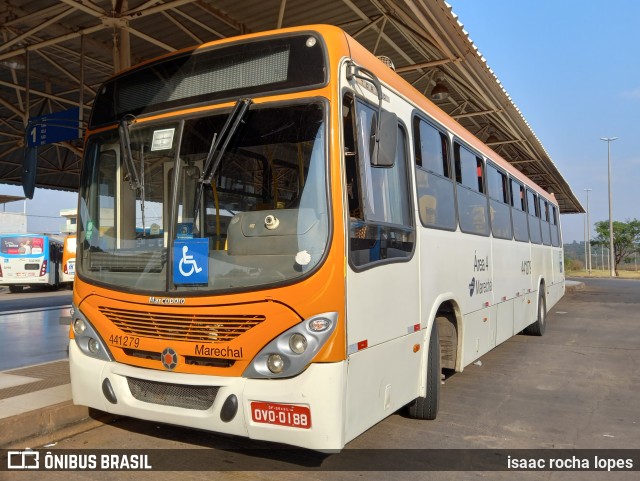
[450,0,640,243]
[1,0,639,242]
[0,183,77,234]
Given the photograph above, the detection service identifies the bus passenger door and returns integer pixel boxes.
[341,92,420,443]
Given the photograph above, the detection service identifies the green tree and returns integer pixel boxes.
[592,219,640,275]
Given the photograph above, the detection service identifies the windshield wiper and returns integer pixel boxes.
[118,115,141,191]
[194,98,252,219]
[119,116,149,236]
[201,98,253,183]
[138,143,147,235]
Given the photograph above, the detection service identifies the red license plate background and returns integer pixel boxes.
[250,402,311,429]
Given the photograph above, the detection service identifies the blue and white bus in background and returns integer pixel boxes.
[0,234,63,292]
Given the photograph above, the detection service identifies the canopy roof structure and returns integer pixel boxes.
[0,194,25,205]
[0,0,583,213]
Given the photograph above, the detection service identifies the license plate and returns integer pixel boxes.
[67,261,75,274]
[250,402,311,429]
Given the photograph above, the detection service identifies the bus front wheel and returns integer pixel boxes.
[406,318,441,420]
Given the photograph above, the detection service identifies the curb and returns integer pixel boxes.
[0,400,90,448]
[0,400,119,448]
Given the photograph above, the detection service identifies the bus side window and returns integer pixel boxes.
[345,96,414,268]
[454,142,489,236]
[541,199,552,245]
[526,189,542,244]
[550,205,561,247]
[510,179,528,242]
[487,162,512,240]
[413,117,456,230]
[343,94,363,220]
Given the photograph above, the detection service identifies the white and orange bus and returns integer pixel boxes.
[61,235,77,284]
[65,25,564,450]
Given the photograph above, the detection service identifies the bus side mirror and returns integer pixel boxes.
[372,110,397,167]
[22,146,37,199]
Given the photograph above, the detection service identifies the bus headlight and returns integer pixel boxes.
[88,338,101,354]
[243,312,337,379]
[289,333,308,354]
[267,354,285,374]
[73,318,86,336]
[71,304,113,362]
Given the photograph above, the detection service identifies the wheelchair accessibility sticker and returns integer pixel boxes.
[173,238,208,284]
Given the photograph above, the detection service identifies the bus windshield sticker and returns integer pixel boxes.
[151,128,175,151]
[176,223,193,239]
[173,238,208,285]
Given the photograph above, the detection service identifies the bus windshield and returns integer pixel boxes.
[77,101,328,293]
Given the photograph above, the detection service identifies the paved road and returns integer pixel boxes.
[0,288,72,371]
[3,278,640,480]
[0,286,72,312]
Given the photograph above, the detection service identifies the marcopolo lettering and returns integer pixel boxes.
[148,297,186,305]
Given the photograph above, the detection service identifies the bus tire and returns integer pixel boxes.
[406,318,441,420]
[9,285,23,293]
[438,313,457,370]
[524,289,546,336]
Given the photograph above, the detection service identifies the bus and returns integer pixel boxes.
[61,235,77,284]
[0,234,63,292]
[62,25,564,451]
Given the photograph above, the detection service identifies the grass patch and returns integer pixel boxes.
[566,269,640,279]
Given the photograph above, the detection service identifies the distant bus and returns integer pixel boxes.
[61,235,77,284]
[0,234,63,292]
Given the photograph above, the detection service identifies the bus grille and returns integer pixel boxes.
[127,377,219,410]
[123,348,235,368]
[99,306,265,342]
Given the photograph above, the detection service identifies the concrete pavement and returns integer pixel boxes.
[0,280,586,448]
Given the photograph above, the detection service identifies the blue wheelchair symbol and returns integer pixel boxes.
[178,245,202,276]
[173,239,208,284]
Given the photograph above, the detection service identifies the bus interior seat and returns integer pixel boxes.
[419,195,437,224]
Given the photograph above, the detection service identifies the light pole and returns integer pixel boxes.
[583,210,588,273]
[600,137,618,277]
[584,188,592,274]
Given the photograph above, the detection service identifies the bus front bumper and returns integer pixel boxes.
[69,342,347,451]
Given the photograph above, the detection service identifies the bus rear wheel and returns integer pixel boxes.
[406,318,441,420]
[9,285,23,293]
[524,289,546,336]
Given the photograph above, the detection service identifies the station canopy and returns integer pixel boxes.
[0,194,25,205]
[0,0,583,213]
